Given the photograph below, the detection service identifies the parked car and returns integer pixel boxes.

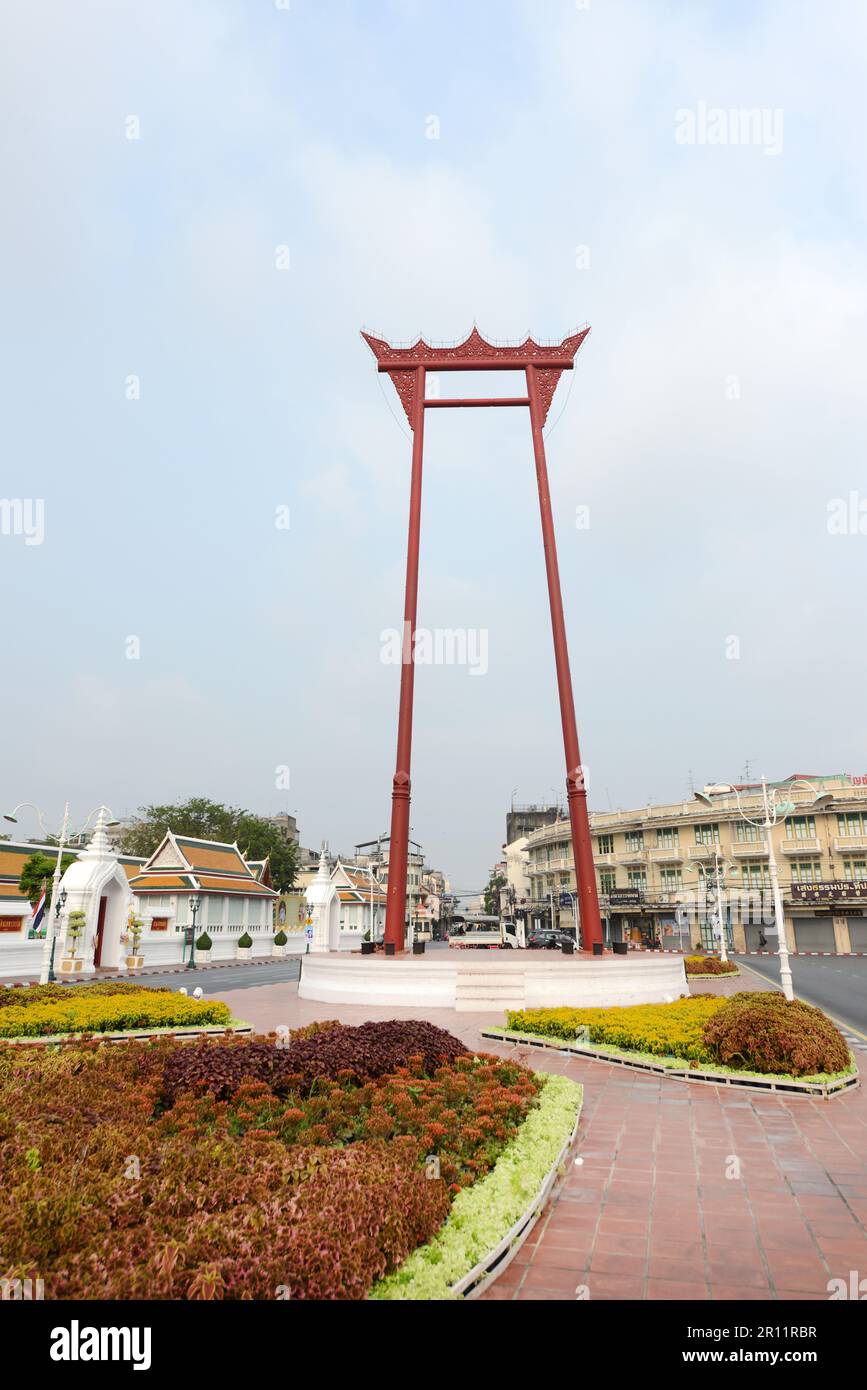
[526,929,577,950]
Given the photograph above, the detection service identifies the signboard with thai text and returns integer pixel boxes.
[791,880,867,902]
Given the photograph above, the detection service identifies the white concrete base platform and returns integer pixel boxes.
[298,951,687,1012]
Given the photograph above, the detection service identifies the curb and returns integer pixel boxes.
[482,1028,859,1101]
[0,1023,254,1048]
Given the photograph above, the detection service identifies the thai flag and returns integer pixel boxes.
[30,885,46,937]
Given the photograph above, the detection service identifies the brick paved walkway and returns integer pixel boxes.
[213,981,867,1302]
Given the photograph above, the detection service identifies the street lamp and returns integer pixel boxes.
[687,847,734,966]
[187,895,200,970]
[4,802,119,986]
[696,778,833,1001]
[49,887,68,983]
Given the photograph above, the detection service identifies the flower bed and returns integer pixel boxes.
[504,993,853,1080]
[0,983,232,1038]
[372,1073,582,1300]
[507,997,726,1063]
[0,1020,552,1299]
[684,955,739,977]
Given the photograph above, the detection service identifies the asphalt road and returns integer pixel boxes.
[119,960,302,994]
[733,953,867,1038]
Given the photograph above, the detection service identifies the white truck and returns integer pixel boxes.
[448,918,526,949]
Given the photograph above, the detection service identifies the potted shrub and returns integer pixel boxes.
[361,927,375,956]
[236,931,254,960]
[272,929,288,958]
[125,914,145,973]
[60,909,87,975]
[196,931,213,961]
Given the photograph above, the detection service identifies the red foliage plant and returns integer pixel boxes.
[702,992,851,1076]
[0,1026,540,1299]
[160,1019,470,1102]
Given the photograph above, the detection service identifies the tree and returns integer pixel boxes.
[483,873,506,918]
[120,799,298,892]
[18,852,76,911]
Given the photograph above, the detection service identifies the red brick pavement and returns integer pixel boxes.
[214,981,867,1302]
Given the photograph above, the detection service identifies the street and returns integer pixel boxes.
[116,959,302,994]
[734,953,867,1038]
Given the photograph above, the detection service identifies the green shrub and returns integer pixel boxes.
[237,932,253,949]
[702,992,850,1076]
[273,930,288,946]
[196,932,213,951]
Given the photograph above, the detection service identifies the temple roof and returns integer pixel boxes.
[130,831,278,898]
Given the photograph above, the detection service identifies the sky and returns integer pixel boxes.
[1,0,866,894]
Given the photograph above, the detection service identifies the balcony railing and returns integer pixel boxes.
[779,837,822,855]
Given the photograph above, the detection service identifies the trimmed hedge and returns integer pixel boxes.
[506,998,726,1063]
[703,992,850,1076]
[0,991,232,1038]
[684,955,738,977]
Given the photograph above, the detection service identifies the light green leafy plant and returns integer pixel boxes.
[371,1072,582,1301]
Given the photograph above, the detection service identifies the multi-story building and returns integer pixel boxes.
[525,773,867,954]
[267,813,300,846]
[505,803,561,847]
[354,834,426,923]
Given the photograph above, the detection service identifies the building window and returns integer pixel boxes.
[790,860,822,883]
[627,868,647,889]
[625,830,644,852]
[838,813,867,837]
[733,821,761,843]
[695,824,720,846]
[843,859,867,881]
[596,833,614,855]
[656,827,679,849]
[741,862,770,888]
[659,868,683,891]
[599,871,616,894]
[786,816,816,840]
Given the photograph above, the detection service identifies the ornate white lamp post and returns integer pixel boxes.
[687,847,734,964]
[697,778,832,1002]
[3,803,119,984]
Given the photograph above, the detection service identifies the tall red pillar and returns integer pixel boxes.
[384,364,426,950]
[526,365,604,950]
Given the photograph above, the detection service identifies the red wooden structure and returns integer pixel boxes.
[363,326,603,952]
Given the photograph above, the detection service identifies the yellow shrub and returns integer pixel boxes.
[0,991,232,1039]
[505,997,728,1063]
